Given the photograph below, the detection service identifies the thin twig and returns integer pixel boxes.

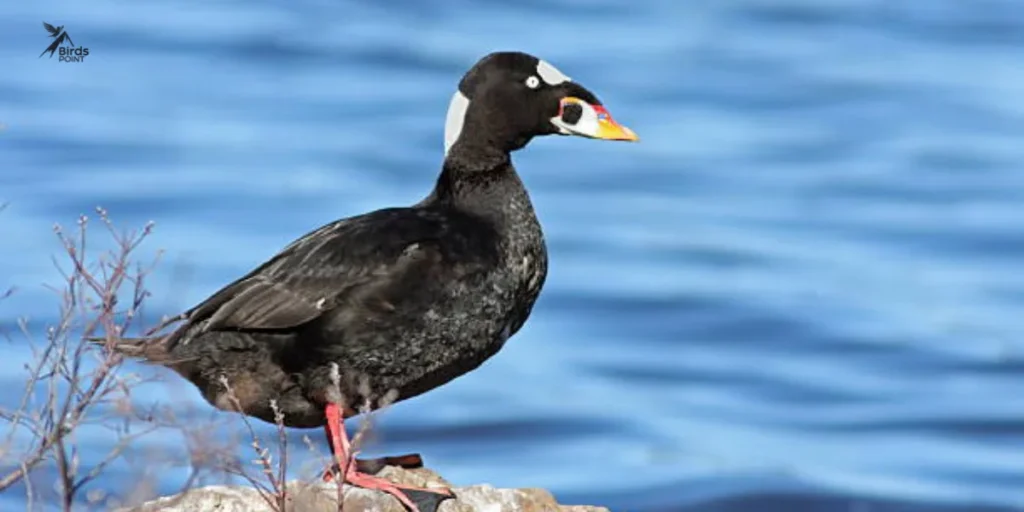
[217,376,289,512]
[0,211,164,508]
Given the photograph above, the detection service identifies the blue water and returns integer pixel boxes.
[2,0,1024,510]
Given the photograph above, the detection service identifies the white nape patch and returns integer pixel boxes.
[444,90,470,156]
[536,59,570,85]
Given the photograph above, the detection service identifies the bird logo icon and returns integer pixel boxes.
[40,22,74,59]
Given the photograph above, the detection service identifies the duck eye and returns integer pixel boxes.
[525,76,540,89]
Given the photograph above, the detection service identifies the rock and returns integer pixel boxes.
[119,466,609,512]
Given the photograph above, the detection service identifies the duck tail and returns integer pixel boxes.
[88,334,174,365]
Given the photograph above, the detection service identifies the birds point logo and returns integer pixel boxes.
[40,22,89,62]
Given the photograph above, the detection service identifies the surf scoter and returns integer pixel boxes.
[105,51,637,511]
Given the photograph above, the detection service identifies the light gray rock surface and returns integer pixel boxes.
[120,466,610,512]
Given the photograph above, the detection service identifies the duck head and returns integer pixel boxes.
[444,52,638,157]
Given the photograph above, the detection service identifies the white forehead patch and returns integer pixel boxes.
[444,90,470,156]
[536,59,570,86]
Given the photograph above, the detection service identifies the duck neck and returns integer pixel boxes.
[444,138,510,174]
[429,142,536,231]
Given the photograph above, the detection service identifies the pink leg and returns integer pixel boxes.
[323,403,350,459]
[321,403,451,512]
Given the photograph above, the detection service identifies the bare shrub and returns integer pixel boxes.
[210,376,292,511]
[198,372,400,512]
[0,209,163,510]
[0,208,404,512]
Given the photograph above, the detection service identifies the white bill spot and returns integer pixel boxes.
[550,99,600,137]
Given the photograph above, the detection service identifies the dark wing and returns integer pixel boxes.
[171,207,496,342]
[43,22,59,36]
[63,33,73,47]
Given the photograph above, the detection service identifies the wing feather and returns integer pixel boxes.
[172,208,495,343]
[204,276,325,330]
